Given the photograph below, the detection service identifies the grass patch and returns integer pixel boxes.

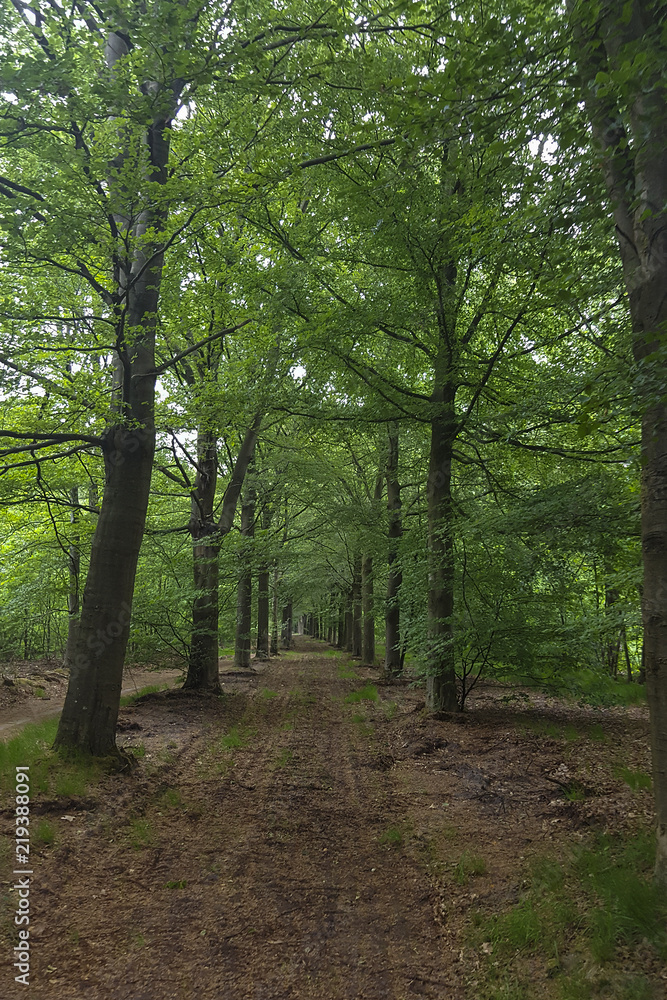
[337,663,358,679]
[345,684,379,704]
[34,819,56,846]
[379,825,403,847]
[614,766,652,792]
[160,787,185,809]
[128,818,154,849]
[260,688,278,700]
[0,718,108,800]
[165,879,187,889]
[272,748,294,768]
[472,831,666,999]
[454,851,487,884]
[220,724,254,750]
[382,701,399,720]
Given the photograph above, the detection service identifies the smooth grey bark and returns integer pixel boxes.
[362,476,383,667]
[569,0,667,882]
[362,554,375,666]
[256,571,270,659]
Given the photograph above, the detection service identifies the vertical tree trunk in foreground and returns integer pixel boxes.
[569,0,667,882]
[63,486,80,670]
[57,27,176,755]
[271,568,279,655]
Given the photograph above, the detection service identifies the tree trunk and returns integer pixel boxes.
[352,555,362,658]
[63,486,80,670]
[55,23,184,756]
[344,604,353,652]
[56,426,156,755]
[185,431,221,692]
[281,600,293,649]
[362,554,375,666]
[234,485,255,668]
[569,0,667,882]
[385,423,403,678]
[271,567,279,655]
[425,389,458,712]
[256,569,270,660]
[186,417,261,687]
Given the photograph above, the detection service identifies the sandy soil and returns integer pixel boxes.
[0,639,657,1000]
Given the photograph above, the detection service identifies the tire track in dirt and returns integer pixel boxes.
[0,643,460,1000]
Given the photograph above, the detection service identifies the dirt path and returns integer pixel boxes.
[0,667,184,740]
[0,640,655,999]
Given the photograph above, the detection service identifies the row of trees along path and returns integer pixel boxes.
[0,0,665,885]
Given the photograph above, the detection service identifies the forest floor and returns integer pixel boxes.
[0,638,662,1000]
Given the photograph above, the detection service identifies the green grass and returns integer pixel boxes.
[160,787,185,808]
[34,819,56,846]
[165,879,187,889]
[472,831,666,1000]
[0,717,106,799]
[260,688,279,699]
[337,663,357,679]
[128,818,154,849]
[272,748,294,768]
[220,724,254,750]
[379,825,403,847]
[344,684,379,704]
[614,766,652,791]
[119,683,169,707]
[454,851,487,884]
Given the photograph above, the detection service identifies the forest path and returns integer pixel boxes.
[0,667,184,740]
[0,639,653,999]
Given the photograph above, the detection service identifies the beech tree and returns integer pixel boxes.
[567,0,667,883]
